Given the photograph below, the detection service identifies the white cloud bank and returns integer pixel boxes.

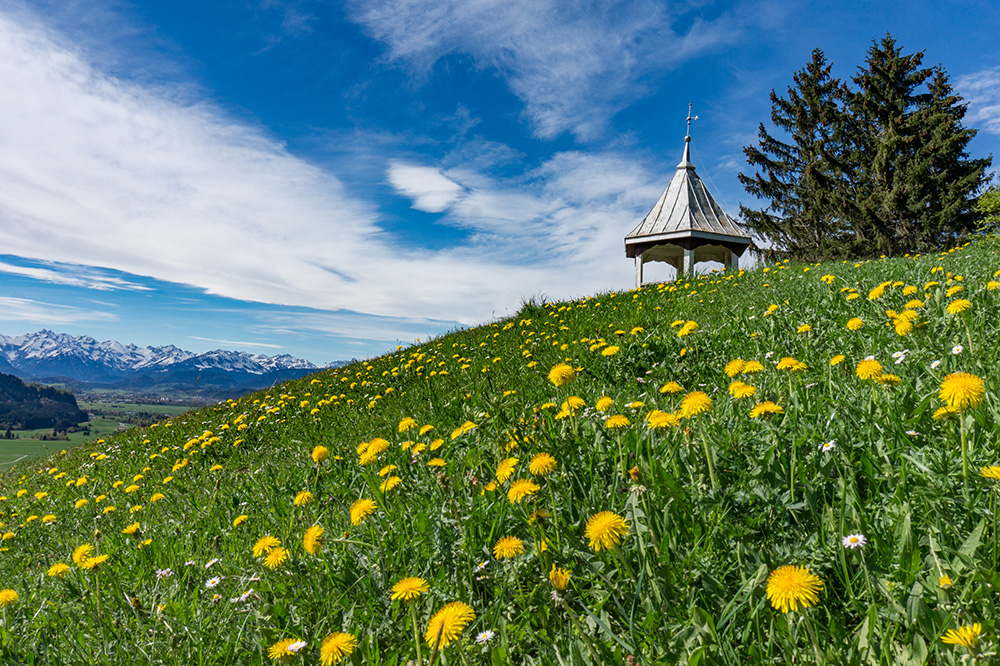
[0,7,676,330]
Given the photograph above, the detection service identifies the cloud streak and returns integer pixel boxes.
[0,297,118,324]
[957,66,1000,136]
[347,0,745,140]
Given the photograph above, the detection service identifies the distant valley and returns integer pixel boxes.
[0,330,345,404]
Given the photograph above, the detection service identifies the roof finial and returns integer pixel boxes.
[679,102,698,169]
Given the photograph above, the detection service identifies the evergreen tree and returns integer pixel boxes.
[738,49,852,260]
[844,35,990,255]
[741,35,991,259]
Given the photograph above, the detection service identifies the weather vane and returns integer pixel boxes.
[686,102,698,139]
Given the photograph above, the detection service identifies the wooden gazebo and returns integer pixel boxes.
[625,109,751,286]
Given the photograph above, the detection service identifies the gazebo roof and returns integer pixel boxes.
[625,131,751,258]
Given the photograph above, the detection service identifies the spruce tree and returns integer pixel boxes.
[842,34,989,255]
[738,49,851,260]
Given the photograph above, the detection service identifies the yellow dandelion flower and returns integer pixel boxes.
[743,360,764,373]
[268,638,302,661]
[679,391,712,418]
[980,466,1000,480]
[350,498,377,526]
[0,589,17,607]
[601,345,620,357]
[988,281,1000,291]
[398,416,418,432]
[645,409,680,429]
[750,401,784,418]
[846,317,864,331]
[677,321,698,337]
[830,355,846,366]
[380,476,401,493]
[939,575,954,588]
[776,356,807,371]
[74,499,88,509]
[419,424,435,436]
[549,565,571,590]
[585,511,629,552]
[564,396,585,410]
[264,547,288,569]
[946,285,964,297]
[856,358,882,380]
[797,324,812,333]
[232,514,248,527]
[450,420,478,440]
[391,576,429,601]
[942,623,981,649]
[507,479,540,503]
[605,414,630,429]
[728,380,757,399]
[425,601,476,649]
[493,536,525,559]
[149,493,165,503]
[724,359,746,377]
[320,632,357,666]
[660,381,684,394]
[294,491,314,506]
[934,405,960,420]
[47,562,70,577]
[547,363,576,387]
[595,396,614,412]
[122,522,140,536]
[939,372,985,410]
[80,554,109,570]
[301,525,324,555]
[495,457,519,482]
[427,457,446,467]
[766,565,823,613]
[72,543,94,565]
[529,452,557,475]
[894,318,914,336]
[311,446,329,463]
[253,535,280,557]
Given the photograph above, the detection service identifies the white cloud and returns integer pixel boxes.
[0,7,671,330]
[0,297,117,324]
[0,260,151,291]
[957,66,1000,136]
[387,162,465,212]
[347,0,745,139]
[189,336,283,349]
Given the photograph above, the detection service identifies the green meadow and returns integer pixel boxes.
[1,240,999,664]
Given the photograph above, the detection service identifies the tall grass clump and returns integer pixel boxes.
[2,239,1000,664]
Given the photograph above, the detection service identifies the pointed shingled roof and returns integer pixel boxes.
[624,131,750,257]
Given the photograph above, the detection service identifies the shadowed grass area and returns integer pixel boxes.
[1,239,999,664]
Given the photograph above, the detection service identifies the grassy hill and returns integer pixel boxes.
[2,240,999,665]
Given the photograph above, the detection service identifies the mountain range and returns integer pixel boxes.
[0,330,337,400]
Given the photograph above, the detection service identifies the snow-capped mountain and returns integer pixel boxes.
[0,330,321,392]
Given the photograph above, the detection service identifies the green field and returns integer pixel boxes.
[1,239,999,664]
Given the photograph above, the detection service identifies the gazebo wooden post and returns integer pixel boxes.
[634,252,644,287]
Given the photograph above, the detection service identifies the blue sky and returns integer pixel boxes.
[0,0,997,365]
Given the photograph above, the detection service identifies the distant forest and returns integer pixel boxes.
[0,372,88,431]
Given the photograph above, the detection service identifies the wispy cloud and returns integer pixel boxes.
[0,7,670,330]
[0,260,151,291]
[347,0,747,140]
[189,336,283,349]
[957,66,1000,136]
[0,297,117,324]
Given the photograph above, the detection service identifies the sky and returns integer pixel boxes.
[0,0,998,365]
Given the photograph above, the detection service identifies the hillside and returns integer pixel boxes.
[0,372,88,431]
[1,240,999,664]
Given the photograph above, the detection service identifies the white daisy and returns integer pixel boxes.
[842,534,867,549]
